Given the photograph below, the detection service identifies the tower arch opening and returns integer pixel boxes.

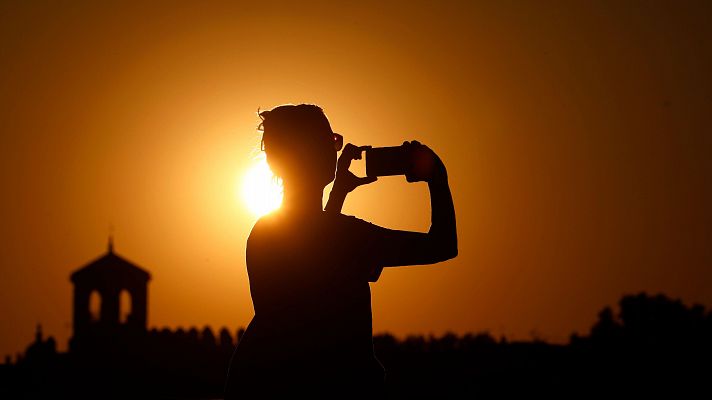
[89,290,101,322]
[119,289,132,324]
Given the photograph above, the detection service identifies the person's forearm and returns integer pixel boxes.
[324,187,347,213]
[427,178,458,259]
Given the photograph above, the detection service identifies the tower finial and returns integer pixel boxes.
[108,224,115,254]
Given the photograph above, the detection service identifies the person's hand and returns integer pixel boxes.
[403,140,448,183]
[333,143,378,194]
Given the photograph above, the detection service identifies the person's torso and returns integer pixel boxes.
[244,212,378,365]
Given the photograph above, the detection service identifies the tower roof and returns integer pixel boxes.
[70,239,151,285]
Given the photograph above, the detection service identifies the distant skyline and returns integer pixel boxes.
[1,1,711,358]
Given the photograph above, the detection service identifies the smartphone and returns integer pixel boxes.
[366,146,409,177]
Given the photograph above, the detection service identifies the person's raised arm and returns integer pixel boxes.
[374,141,457,266]
[327,141,457,268]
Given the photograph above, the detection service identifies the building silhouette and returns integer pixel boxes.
[69,237,150,355]
[0,239,241,398]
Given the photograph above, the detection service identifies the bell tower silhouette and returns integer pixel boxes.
[69,237,151,351]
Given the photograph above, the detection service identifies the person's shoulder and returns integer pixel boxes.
[247,213,281,242]
[254,212,279,229]
[327,212,379,231]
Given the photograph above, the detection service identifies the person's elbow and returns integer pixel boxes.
[441,241,458,261]
[429,235,458,263]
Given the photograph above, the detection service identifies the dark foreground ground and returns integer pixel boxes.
[2,292,710,398]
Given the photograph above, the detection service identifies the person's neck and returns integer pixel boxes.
[281,185,324,215]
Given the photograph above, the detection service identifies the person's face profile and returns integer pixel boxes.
[263,109,342,189]
[279,126,337,188]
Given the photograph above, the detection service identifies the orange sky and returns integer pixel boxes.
[1,1,711,358]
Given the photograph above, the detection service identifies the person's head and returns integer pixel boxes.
[259,104,343,191]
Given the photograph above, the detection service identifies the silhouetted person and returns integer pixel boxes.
[224,104,457,398]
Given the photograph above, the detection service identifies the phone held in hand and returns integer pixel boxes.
[365,146,409,177]
[366,144,436,181]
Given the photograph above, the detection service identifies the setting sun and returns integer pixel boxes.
[241,156,283,217]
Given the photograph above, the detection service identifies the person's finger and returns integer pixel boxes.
[353,145,371,160]
[344,143,364,161]
[338,143,359,169]
[341,143,358,157]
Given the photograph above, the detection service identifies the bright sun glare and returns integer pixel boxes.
[241,156,283,217]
